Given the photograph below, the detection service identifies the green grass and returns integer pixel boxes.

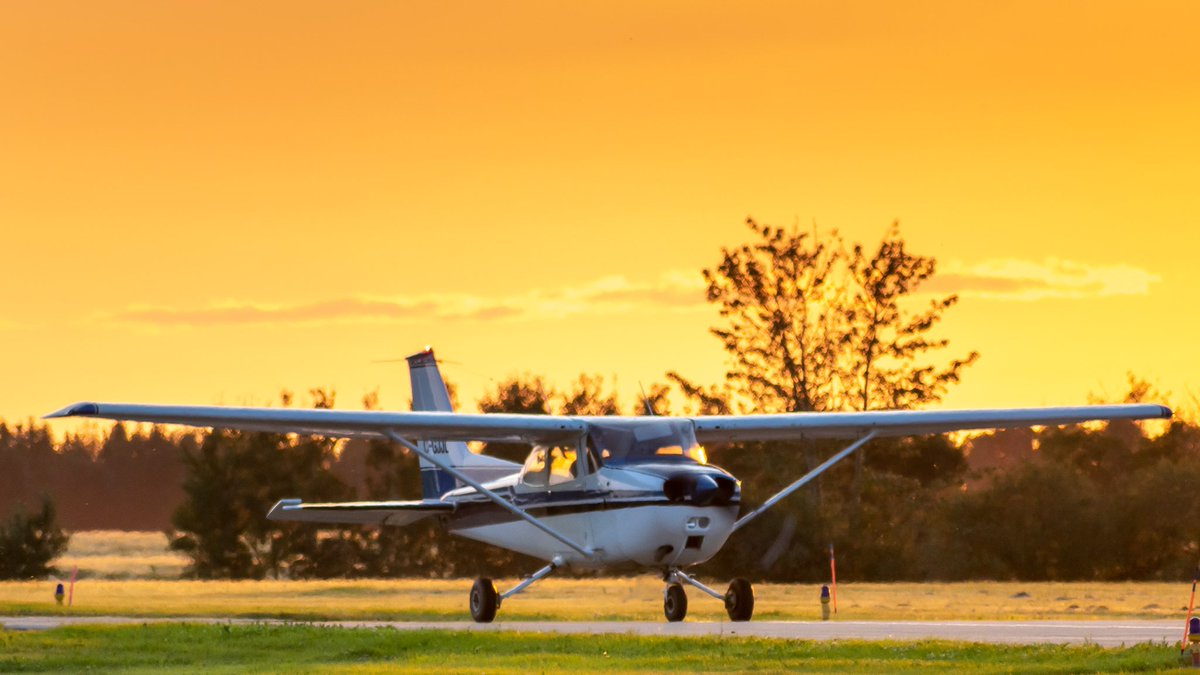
[0,624,1183,673]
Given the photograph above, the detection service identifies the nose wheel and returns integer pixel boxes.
[663,583,688,621]
[663,570,755,622]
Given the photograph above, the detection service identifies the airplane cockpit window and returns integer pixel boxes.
[547,447,578,485]
[587,419,707,466]
[521,447,549,487]
[520,446,583,487]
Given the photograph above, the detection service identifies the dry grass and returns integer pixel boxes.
[57,530,187,579]
[2,577,1193,622]
[20,531,1191,622]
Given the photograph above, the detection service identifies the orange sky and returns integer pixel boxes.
[2,1,1197,427]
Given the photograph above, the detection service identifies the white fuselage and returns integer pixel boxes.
[442,464,741,569]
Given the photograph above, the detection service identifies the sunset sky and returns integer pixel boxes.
[2,1,1197,429]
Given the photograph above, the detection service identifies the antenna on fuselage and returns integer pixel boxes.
[639,382,658,416]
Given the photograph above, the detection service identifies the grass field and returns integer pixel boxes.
[0,624,1182,673]
[11,531,1188,671]
[3,577,1194,623]
[21,531,1192,623]
[56,531,188,580]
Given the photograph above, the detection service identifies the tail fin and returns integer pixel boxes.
[408,347,457,414]
[406,348,519,499]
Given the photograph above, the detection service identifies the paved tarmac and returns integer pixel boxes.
[0,616,1182,647]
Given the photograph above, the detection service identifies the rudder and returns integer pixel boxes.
[405,348,520,499]
[407,348,461,499]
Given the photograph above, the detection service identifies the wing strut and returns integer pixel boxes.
[383,429,594,559]
[731,430,879,533]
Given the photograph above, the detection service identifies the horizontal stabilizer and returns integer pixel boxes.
[267,498,454,527]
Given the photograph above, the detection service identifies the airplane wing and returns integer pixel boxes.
[267,498,454,527]
[47,401,1171,446]
[45,402,586,445]
[691,404,1172,443]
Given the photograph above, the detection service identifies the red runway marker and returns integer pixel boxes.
[68,566,77,608]
[829,543,838,615]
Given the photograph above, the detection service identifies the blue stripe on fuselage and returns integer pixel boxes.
[447,488,739,529]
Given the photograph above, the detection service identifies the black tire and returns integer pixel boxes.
[470,577,499,623]
[725,578,754,622]
[663,583,688,622]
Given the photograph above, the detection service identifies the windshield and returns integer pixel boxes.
[586,419,707,466]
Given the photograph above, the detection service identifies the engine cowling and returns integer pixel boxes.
[663,472,736,506]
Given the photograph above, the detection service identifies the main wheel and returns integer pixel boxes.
[470,576,499,623]
[724,577,754,621]
[663,583,688,622]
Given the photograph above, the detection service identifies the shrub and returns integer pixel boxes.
[0,496,70,579]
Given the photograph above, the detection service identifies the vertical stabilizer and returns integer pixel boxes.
[408,348,456,414]
[406,348,519,499]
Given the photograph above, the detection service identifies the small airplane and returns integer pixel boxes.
[48,348,1171,622]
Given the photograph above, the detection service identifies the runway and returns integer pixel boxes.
[0,616,1181,647]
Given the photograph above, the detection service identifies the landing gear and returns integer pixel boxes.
[663,583,688,622]
[662,569,756,622]
[469,556,564,623]
[724,577,754,621]
[469,577,498,623]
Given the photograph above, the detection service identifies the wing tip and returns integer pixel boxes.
[267,498,303,520]
[44,402,99,419]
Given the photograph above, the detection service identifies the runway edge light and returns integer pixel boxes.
[1187,618,1200,667]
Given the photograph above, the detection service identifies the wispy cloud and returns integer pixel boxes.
[923,258,1159,301]
[106,272,709,327]
[102,258,1152,328]
[115,299,440,326]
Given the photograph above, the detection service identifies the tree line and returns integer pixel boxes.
[3,219,1194,581]
[0,421,188,530]
[3,380,1194,582]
